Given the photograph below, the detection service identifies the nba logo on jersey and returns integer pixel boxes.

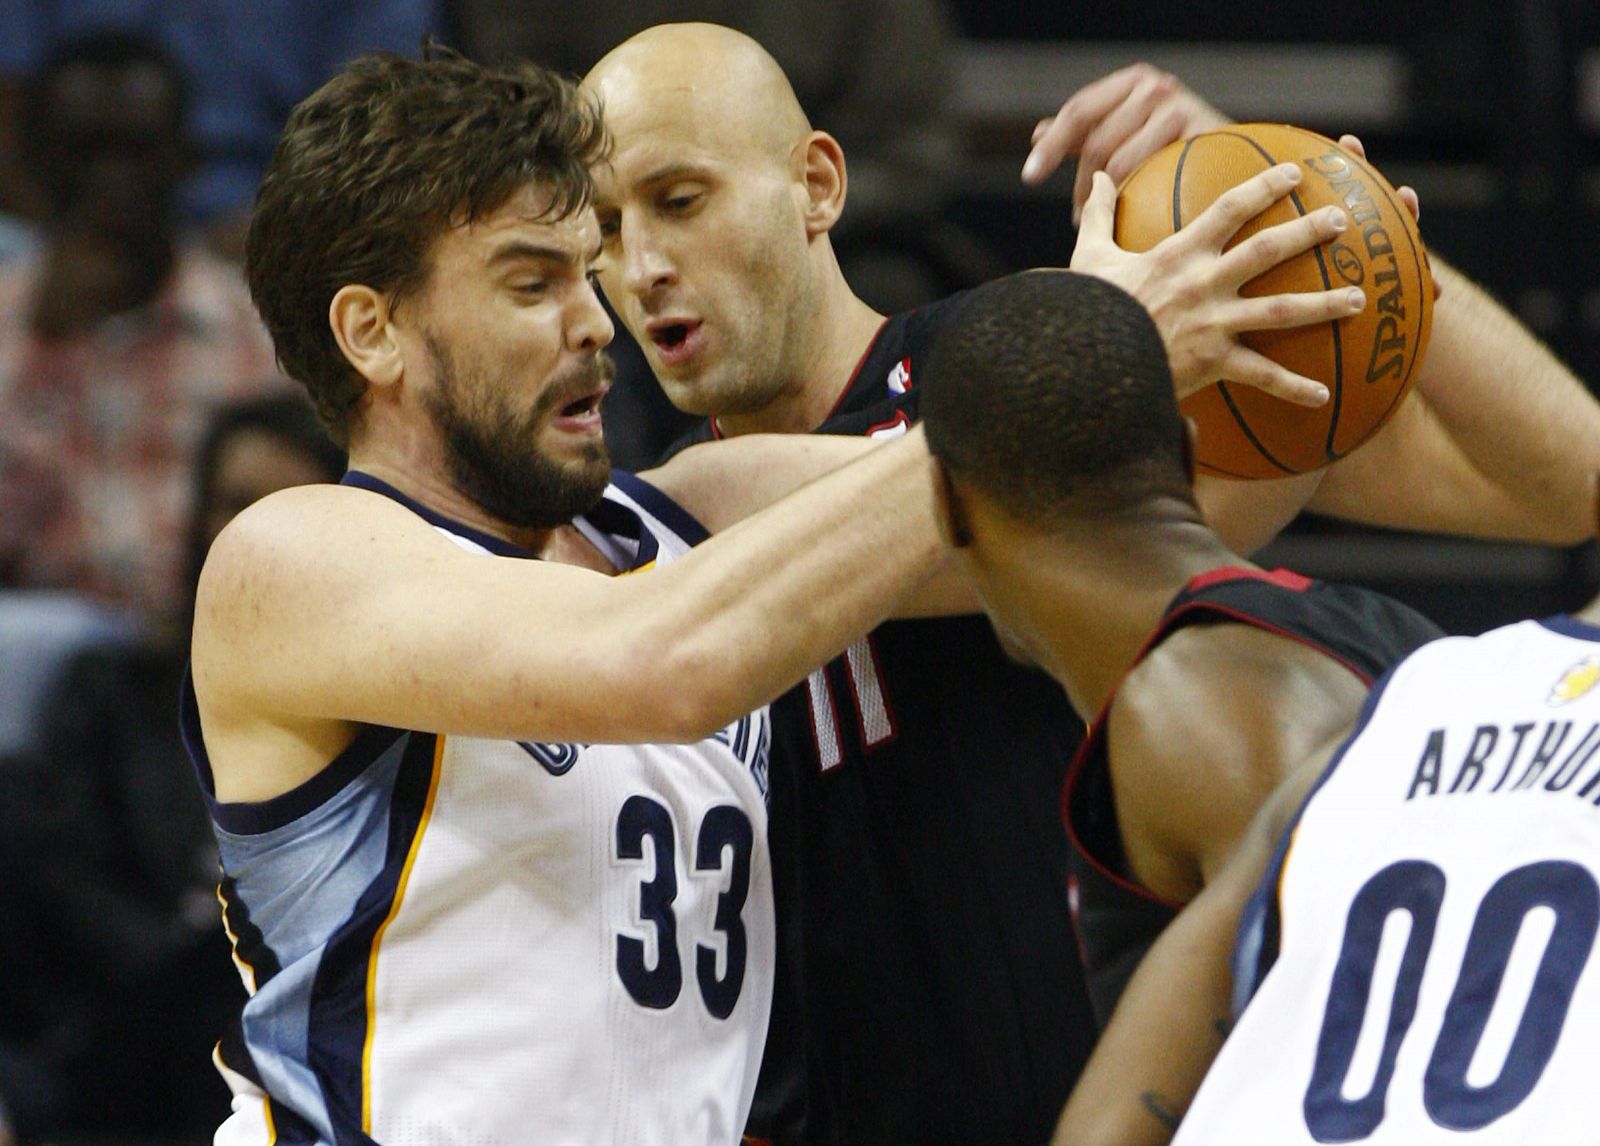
[886,357,911,395]
[1549,654,1600,706]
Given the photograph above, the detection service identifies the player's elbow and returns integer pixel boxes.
[607,632,757,744]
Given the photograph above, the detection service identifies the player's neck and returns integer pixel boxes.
[713,282,885,438]
[1009,517,1247,719]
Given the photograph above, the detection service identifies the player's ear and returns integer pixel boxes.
[930,455,973,549]
[330,284,403,390]
[1180,416,1199,486]
[794,130,847,237]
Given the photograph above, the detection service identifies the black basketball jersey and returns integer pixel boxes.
[1063,567,1444,1024]
[662,293,1099,1146]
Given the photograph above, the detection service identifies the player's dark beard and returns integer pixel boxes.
[423,333,614,530]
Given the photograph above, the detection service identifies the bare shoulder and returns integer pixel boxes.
[192,482,454,710]
[1110,626,1270,787]
[197,483,414,632]
[190,482,630,801]
[1108,621,1372,896]
[200,481,369,580]
[1115,621,1370,770]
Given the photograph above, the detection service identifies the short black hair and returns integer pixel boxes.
[921,270,1192,526]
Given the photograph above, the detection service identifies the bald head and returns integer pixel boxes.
[583,22,860,430]
[585,23,810,161]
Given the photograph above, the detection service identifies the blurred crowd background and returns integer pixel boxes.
[0,2,1596,1142]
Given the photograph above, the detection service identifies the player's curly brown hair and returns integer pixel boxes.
[245,44,608,448]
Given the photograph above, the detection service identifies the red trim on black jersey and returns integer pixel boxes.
[1061,565,1375,913]
[863,408,912,438]
[1185,565,1311,594]
[1060,725,1187,912]
[1167,601,1376,687]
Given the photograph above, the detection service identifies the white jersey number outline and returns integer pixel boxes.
[805,637,895,772]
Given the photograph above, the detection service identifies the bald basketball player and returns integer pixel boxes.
[582,22,1600,1145]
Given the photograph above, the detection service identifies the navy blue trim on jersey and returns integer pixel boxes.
[1231,657,1407,1017]
[304,729,440,1144]
[1542,614,1600,642]
[222,724,403,835]
[218,869,285,992]
[266,1100,322,1146]
[578,489,661,570]
[341,470,536,558]
[610,468,710,547]
[216,1022,266,1089]
[182,668,408,835]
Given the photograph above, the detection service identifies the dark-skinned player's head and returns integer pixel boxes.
[922,270,1193,539]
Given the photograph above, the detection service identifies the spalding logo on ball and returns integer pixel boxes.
[1115,123,1434,479]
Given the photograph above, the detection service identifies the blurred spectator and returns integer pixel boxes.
[0,392,344,1145]
[0,2,440,251]
[0,30,290,630]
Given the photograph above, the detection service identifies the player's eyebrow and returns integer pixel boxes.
[634,162,706,189]
[485,239,579,267]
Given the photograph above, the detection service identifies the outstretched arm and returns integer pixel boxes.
[195,429,956,802]
[642,430,977,617]
[1310,257,1600,543]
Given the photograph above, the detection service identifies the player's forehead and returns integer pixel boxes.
[432,184,600,270]
[595,98,753,195]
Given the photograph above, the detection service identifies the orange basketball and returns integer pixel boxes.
[1114,123,1433,479]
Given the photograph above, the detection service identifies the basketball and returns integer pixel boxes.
[1114,123,1434,479]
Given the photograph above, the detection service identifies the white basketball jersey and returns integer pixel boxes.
[1175,615,1600,1144]
[185,472,774,1145]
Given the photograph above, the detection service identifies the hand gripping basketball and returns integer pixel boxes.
[1112,123,1434,479]
[1072,158,1366,411]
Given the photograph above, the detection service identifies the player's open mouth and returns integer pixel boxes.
[550,387,607,435]
[647,319,703,366]
[559,391,604,418]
